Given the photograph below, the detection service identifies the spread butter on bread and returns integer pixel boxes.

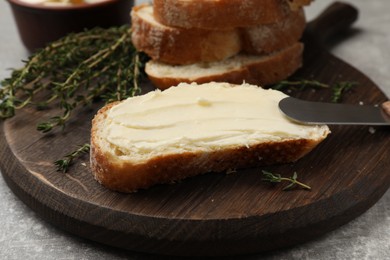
[90,82,330,192]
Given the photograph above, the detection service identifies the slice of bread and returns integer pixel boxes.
[241,8,306,55]
[153,0,312,30]
[131,4,241,65]
[90,82,330,192]
[131,4,306,64]
[145,42,303,90]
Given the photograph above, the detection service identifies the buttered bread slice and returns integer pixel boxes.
[90,82,330,192]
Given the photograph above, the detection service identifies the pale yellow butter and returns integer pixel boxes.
[104,82,329,154]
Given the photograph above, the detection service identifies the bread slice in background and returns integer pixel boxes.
[153,0,288,30]
[241,8,306,55]
[131,4,306,64]
[90,82,330,192]
[153,0,312,30]
[131,4,241,65]
[145,42,303,90]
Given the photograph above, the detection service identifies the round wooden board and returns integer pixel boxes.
[1,6,390,256]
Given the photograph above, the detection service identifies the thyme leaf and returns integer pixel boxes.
[331,81,357,103]
[270,79,357,103]
[54,143,90,173]
[269,79,329,91]
[262,170,311,191]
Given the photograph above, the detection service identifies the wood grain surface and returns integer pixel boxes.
[1,3,389,256]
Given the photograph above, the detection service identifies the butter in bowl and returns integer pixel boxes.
[7,0,133,52]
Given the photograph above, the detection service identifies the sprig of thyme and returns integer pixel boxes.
[262,170,311,191]
[270,79,356,103]
[270,79,330,91]
[54,143,90,173]
[331,81,357,103]
[0,25,148,132]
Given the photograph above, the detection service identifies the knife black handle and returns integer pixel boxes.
[304,2,359,46]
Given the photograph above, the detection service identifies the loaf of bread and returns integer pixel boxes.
[145,42,303,90]
[131,4,306,65]
[153,0,311,30]
[131,4,241,65]
[130,0,309,88]
[90,82,330,192]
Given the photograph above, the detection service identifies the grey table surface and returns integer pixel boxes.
[0,0,389,259]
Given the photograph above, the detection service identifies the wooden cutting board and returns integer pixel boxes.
[0,3,389,257]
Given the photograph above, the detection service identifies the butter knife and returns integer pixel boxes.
[279,97,390,125]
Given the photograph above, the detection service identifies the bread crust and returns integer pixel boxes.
[145,42,303,90]
[241,8,306,55]
[131,4,241,65]
[153,0,311,30]
[91,101,327,193]
[132,4,305,65]
[287,0,313,10]
[90,83,329,193]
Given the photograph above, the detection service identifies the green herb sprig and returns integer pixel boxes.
[54,143,90,173]
[262,170,311,191]
[270,79,329,91]
[0,25,148,132]
[270,79,356,103]
[331,81,357,103]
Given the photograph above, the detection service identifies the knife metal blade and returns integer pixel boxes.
[279,97,390,126]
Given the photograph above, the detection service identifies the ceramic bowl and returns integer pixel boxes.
[7,0,134,52]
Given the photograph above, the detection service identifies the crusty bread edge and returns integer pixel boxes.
[146,42,304,90]
[153,0,312,29]
[131,4,241,65]
[288,0,313,10]
[241,8,306,55]
[90,96,329,193]
[153,0,290,29]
